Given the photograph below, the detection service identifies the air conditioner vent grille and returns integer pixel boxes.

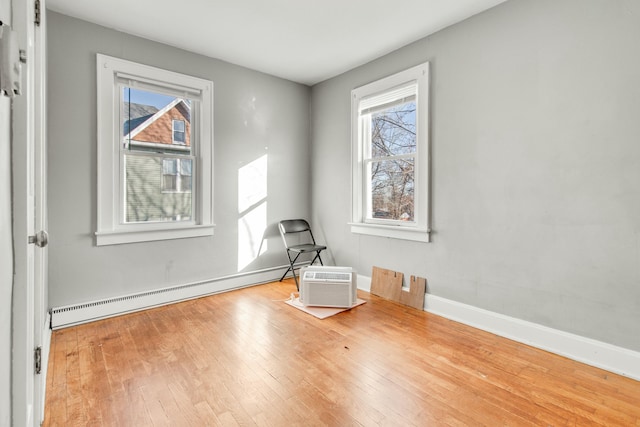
[304,272,351,282]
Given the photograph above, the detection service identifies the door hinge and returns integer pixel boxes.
[34,0,41,26]
[34,346,42,375]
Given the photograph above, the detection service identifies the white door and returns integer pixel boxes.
[1,2,15,427]
[33,0,48,421]
[11,0,48,425]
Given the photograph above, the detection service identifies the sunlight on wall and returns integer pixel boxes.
[238,155,268,271]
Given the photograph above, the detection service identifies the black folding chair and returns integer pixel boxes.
[278,219,326,290]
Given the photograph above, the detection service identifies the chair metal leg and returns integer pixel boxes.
[280,251,301,291]
[280,250,325,291]
[279,265,292,282]
[310,251,324,266]
[292,270,300,291]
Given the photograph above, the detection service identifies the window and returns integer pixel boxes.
[96,54,214,245]
[162,158,192,193]
[173,119,186,144]
[350,62,430,242]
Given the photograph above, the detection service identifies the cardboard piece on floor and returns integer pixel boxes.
[371,266,426,311]
[400,275,427,310]
[285,297,366,319]
[371,266,403,301]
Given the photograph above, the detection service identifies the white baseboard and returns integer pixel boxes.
[51,264,297,329]
[357,274,640,381]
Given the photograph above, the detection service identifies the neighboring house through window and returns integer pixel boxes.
[96,54,214,245]
[350,62,430,242]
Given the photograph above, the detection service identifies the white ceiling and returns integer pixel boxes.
[47,0,508,86]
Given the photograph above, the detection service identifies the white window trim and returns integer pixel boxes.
[350,62,430,243]
[96,54,214,245]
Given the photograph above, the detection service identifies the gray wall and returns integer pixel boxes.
[310,0,640,351]
[47,11,311,306]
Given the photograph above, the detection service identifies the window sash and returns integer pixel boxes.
[360,89,418,226]
[119,84,196,221]
[122,152,195,224]
[120,85,194,152]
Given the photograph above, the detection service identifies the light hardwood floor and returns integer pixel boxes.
[43,279,640,426]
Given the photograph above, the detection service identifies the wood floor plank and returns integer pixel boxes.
[42,279,640,426]
[44,331,68,426]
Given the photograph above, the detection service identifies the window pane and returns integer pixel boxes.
[162,158,177,175]
[180,159,192,176]
[122,87,192,154]
[163,174,177,191]
[180,174,192,192]
[124,153,192,223]
[369,157,414,221]
[179,158,193,193]
[173,131,185,143]
[370,100,416,158]
[173,120,185,132]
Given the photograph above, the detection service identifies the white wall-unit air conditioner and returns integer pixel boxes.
[299,266,357,308]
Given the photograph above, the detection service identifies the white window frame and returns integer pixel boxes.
[350,62,430,243]
[96,54,214,245]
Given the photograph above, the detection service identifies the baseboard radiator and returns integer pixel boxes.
[51,264,300,329]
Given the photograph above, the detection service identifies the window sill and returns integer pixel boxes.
[349,222,430,243]
[96,224,214,246]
